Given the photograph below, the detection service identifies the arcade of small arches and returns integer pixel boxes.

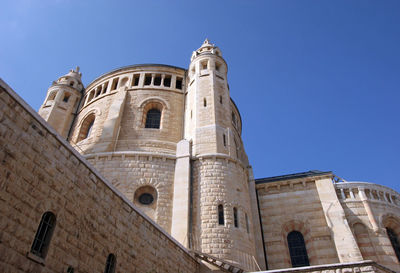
[81,72,184,109]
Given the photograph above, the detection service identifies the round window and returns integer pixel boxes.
[139,193,154,205]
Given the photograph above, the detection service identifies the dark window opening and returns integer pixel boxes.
[164,75,171,87]
[223,134,226,147]
[103,82,109,94]
[218,204,224,225]
[144,74,152,85]
[104,254,116,273]
[30,211,56,258]
[220,95,222,104]
[154,74,161,86]
[245,213,249,233]
[387,228,400,262]
[63,93,70,103]
[139,193,154,205]
[145,109,161,129]
[67,266,75,273]
[176,77,183,89]
[233,207,238,228]
[288,231,310,268]
[95,87,101,97]
[215,62,221,71]
[111,78,119,90]
[133,75,140,86]
[204,98,207,107]
[69,81,74,87]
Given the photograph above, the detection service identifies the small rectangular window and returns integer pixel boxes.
[63,93,70,103]
[223,134,226,147]
[176,77,183,90]
[133,74,140,86]
[111,78,119,90]
[144,74,152,85]
[164,75,171,87]
[201,60,208,70]
[215,62,221,71]
[154,74,161,86]
[245,213,249,233]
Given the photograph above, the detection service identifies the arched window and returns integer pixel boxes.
[78,114,95,142]
[31,211,56,258]
[387,228,400,262]
[218,204,224,225]
[233,207,239,228]
[287,231,309,267]
[104,254,116,273]
[145,109,161,129]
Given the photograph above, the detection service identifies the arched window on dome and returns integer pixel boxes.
[30,211,56,258]
[387,228,400,262]
[145,109,161,129]
[287,231,309,268]
[104,253,116,273]
[218,204,224,226]
[78,114,95,141]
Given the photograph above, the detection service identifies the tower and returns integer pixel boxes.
[184,40,259,271]
[38,67,83,138]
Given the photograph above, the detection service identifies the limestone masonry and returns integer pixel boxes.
[1,40,399,273]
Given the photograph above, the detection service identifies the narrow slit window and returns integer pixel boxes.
[176,77,183,89]
[144,74,152,85]
[245,213,250,233]
[104,254,116,273]
[233,207,238,228]
[220,95,222,104]
[154,74,161,86]
[218,204,224,225]
[203,98,207,107]
[111,78,119,90]
[30,211,56,258]
[164,75,171,87]
[133,75,140,86]
[287,231,310,267]
[223,134,226,147]
[145,109,161,129]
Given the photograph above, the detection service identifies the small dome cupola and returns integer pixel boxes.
[191,39,222,61]
[56,66,84,92]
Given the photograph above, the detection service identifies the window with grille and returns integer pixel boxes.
[287,231,309,267]
[145,109,161,129]
[387,228,400,262]
[30,211,56,258]
[104,254,116,273]
[218,204,224,225]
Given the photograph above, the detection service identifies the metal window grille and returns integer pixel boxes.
[287,231,310,268]
[30,212,56,258]
[104,254,116,273]
[145,109,161,129]
[387,228,400,262]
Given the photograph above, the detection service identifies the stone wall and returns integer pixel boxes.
[0,79,200,273]
[192,156,258,271]
[257,179,339,269]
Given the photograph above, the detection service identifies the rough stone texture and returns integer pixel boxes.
[0,81,200,273]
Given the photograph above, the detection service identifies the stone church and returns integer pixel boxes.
[0,40,399,273]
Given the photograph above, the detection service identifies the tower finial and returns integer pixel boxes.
[204,38,210,44]
[75,66,80,72]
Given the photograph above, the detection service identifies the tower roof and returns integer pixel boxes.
[191,39,222,61]
[64,66,82,81]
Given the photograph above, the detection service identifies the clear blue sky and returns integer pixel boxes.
[1,0,399,191]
